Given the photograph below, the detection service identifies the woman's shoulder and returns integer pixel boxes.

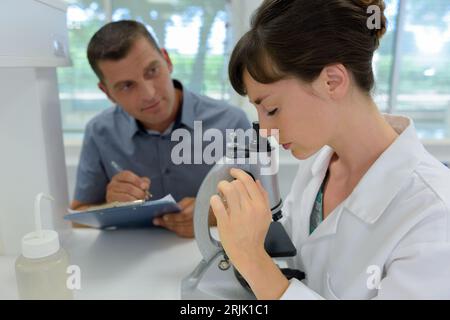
[413,152,450,212]
[388,154,450,247]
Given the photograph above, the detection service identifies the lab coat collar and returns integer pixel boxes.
[310,114,424,226]
[345,115,424,224]
[311,145,335,177]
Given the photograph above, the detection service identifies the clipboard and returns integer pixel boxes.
[64,194,181,229]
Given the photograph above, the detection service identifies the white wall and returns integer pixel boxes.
[0,0,72,255]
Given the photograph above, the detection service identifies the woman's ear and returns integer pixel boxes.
[321,64,349,100]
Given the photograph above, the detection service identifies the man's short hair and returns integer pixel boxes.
[87,20,161,81]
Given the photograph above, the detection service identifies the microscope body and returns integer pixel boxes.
[181,123,298,300]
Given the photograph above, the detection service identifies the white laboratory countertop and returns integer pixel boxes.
[0,228,203,300]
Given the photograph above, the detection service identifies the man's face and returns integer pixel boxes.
[97,37,177,130]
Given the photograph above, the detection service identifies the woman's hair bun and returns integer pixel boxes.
[353,0,387,43]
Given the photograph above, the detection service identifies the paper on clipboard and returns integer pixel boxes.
[64,194,181,229]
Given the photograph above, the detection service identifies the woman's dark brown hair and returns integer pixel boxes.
[229,0,387,96]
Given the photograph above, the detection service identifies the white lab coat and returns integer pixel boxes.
[280,114,450,300]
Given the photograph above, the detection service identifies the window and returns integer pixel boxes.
[373,0,450,139]
[58,0,231,143]
[59,0,450,143]
[372,0,398,111]
[59,1,108,143]
[396,0,450,139]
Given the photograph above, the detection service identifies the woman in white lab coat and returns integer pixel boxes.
[210,0,450,299]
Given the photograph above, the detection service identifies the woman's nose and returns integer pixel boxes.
[258,120,277,140]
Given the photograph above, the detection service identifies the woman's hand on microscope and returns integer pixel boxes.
[210,168,290,299]
[211,168,272,271]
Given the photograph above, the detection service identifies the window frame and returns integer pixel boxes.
[387,0,450,159]
[63,0,450,167]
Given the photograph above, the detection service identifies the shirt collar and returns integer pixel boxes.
[121,79,197,138]
[311,114,425,224]
[177,82,196,130]
[146,122,174,136]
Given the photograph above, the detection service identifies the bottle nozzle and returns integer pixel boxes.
[34,193,54,239]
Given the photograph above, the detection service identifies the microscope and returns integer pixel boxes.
[181,122,304,299]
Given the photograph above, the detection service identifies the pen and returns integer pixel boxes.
[111,161,152,200]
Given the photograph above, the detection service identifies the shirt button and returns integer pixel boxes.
[164,168,170,175]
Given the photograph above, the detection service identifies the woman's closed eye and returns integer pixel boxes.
[267,108,278,116]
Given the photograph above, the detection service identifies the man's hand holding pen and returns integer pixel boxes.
[106,170,152,203]
[107,161,152,202]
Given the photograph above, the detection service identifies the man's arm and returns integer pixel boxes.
[70,200,95,211]
[72,120,151,223]
[69,200,101,228]
[70,171,151,228]
[73,122,109,206]
[71,171,151,210]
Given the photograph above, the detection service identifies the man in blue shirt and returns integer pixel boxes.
[71,20,251,237]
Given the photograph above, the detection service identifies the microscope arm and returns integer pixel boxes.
[193,158,252,263]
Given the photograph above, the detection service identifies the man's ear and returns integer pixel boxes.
[98,82,116,103]
[320,64,349,100]
[160,48,173,74]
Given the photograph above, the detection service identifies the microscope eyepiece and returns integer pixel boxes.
[252,121,272,153]
[252,122,260,151]
[272,210,283,222]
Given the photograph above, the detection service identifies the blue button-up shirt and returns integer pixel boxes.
[74,80,251,204]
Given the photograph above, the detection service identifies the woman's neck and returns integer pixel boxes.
[328,95,399,180]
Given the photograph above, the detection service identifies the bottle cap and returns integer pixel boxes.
[21,193,60,259]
